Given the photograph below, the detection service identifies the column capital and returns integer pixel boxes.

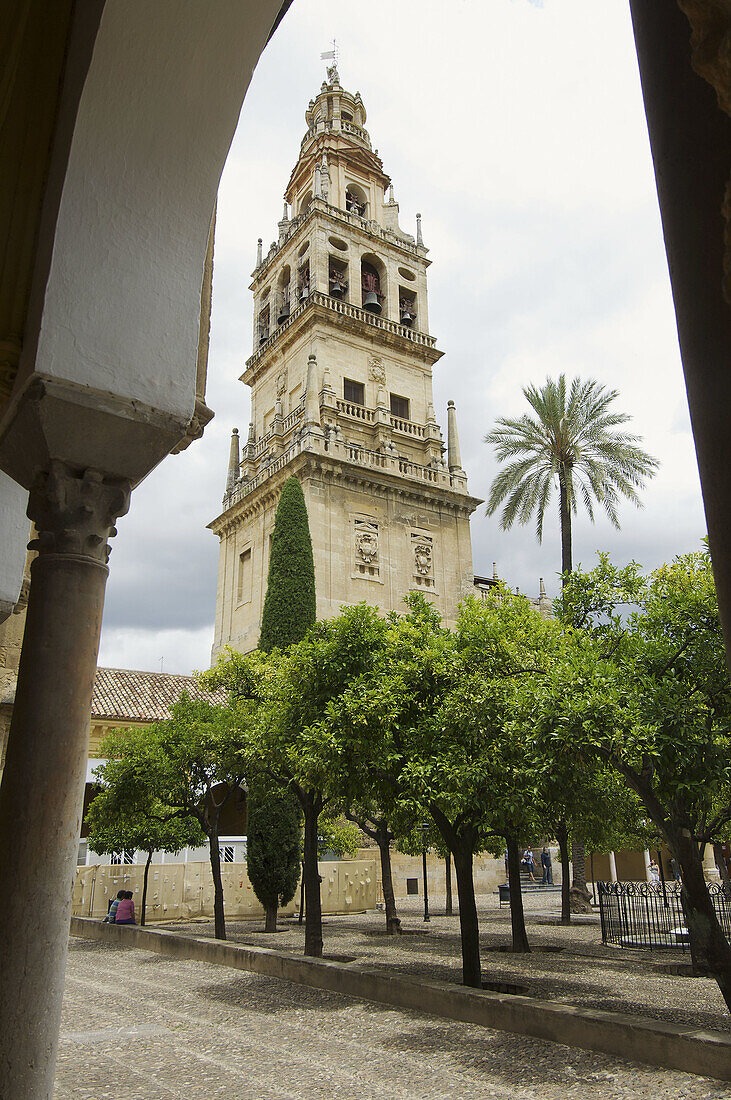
[27,461,130,566]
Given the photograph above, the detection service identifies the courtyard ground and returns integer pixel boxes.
[56,893,731,1099]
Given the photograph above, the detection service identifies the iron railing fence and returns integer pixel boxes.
[597,880,731,951]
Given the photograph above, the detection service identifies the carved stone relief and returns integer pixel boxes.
[276,369,288,397]
[368,356,387,385]
[354,518,379,577]
[411,532,434,586]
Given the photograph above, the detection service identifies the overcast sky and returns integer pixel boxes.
[97,0,707,675]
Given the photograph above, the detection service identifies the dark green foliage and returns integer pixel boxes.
[259,477,316,652]
[246,784,302,914]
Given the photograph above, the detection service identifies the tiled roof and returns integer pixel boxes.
[91,667,227,723]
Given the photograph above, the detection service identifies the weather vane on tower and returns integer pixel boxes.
[320,39,339,82]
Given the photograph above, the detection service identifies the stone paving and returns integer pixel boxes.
[56,894,731,1099]
[168,892,730,1033]
[57,939,731,1100]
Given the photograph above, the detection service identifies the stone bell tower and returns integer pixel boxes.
[209,65,482,657]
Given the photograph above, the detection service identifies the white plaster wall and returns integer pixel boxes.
[0,473,28,621]
[24,0,280,422]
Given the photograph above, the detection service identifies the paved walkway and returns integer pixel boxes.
[56,936,730,1099]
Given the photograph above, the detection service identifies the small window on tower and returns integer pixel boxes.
[237,548,252,604]
[390,394,410,420]
[343,378,365,405]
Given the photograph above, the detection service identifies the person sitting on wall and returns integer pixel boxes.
[102,890,124,923]
[114,890,136,925]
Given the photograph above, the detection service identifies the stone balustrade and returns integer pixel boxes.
[390,415,426,438]
[245,290,437,374]
[337,399,375,422]
[252,198,424,284]
[224,432,464,510]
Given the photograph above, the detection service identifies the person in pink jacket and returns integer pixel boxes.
[114,890,136,925]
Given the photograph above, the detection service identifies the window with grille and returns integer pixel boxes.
[343,378,364,405]
[390,393,410,420]
[110,850,135,865]
[219,845,235,863]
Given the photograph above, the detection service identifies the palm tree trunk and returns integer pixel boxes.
[559,466,572,580]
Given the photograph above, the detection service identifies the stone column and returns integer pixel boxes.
[643,848,652,882]
[608,851,618,883]
[702,843,721,883]
[447,401,465,475]
[0,461,130,1100]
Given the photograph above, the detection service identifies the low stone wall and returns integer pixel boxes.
[69,918,731,1081]
[74,859,376,922]
[359,848,563,903]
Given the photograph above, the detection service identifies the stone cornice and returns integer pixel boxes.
[251,197,428,288]
[242,292,441,386]
[208,446,483,536]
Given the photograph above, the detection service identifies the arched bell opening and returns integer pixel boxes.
[277,264,291,324]
[258,301,270,344]
[298,189,313,217]
[399,285,417,328]
[328,255,348,300]
[345,181,368,218]
[361,254,386,315]
[297,258,310,302]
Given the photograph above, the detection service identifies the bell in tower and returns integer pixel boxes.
[361,260,382,314]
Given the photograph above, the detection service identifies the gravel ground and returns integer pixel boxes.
[160,892,730,1035]
[57,937,731,1099]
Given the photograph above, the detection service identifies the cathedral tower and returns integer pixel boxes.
[209,66,482,657]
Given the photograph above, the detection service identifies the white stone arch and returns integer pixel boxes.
[3,0,284,492]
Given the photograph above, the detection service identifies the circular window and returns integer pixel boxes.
[329,236,348,251]
[398,266,416,282]
[298,241,310,257]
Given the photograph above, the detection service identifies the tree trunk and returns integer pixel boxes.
[556,819,571,925]
[452,843,481,987]
[558,467,572,580]
[674,830,731,1010]
[208,831,226,940]
[376,825,401,935]
[506,836,530,952]
[302,793,323,957]
[445,852,453,916]
[264,903,278,933]
[141,849,153,927]
[570,836,593,913]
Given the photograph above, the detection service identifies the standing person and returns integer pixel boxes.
[103,890,124,923]
[523,849,536,881]
[649,859,660,885]
[114,890,136,925]
[541,847,553,885]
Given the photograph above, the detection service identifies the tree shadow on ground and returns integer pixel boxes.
[376,1023,708,1091]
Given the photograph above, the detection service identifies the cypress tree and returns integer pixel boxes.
[259,476,316,652]
[247,784,302,932]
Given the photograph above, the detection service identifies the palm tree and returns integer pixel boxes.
[485,374,658,913]
[484,374,658,582]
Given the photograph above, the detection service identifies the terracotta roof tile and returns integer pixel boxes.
[91,667,227,723]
